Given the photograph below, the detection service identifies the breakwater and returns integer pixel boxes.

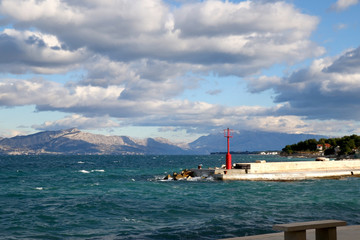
[191,159,360,181]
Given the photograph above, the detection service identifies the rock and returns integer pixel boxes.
[163,169,194,180]
[164,174,172,180]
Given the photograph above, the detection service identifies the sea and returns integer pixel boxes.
[1,154,360,240]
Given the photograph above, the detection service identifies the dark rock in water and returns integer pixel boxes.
[164,169,193,180]
[164,174,172,180]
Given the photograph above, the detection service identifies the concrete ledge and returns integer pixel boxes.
[246,160,360,174]
[273,220,346,240]
[273,220,346,232]
[220,225,360,240]
[217,170,360,181]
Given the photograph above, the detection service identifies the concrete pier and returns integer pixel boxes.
[192,160,360,181]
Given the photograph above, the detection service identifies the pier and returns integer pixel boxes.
[191,159,360,181]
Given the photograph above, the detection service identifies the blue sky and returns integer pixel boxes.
[0,0,360,142]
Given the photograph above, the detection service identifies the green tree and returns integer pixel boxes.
[282,145,293,154]
[281,134,360,156]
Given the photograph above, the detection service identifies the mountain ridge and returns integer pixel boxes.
[0,128,326,155]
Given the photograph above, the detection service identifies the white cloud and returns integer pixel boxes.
[0,78,124,110]
[32,114,120,131]
[3,72,360,136]
[80,57,196,100]
[240,115,310,134]
[0,0,81,22]
[0,129,30,138]
[0,76,290,132]
[333,23,347,30]
[0,0,341,137]
[174,1,317,38]
[0,0,323,77]
[330,0,359,11]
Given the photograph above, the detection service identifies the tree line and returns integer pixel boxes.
[282,134,360,156]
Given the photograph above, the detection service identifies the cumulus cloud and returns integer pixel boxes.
[175,1,317,38]
[251,46,360,120]
[0,0,323,76]
[0,0,335,136]
[330,0,359,11]
[32,114,120,131]
[0,129,30,138]
[0,76,290,133]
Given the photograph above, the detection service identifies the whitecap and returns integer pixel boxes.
[35,187,43,190]
[152,175,172,181]
[121,217,140,223]
[158,178,174,182]
[187,175,214,181]
[79,170,90,174]
[77,161,85,164]
[91,169,105,172]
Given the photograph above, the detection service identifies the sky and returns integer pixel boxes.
[0,0,360,142]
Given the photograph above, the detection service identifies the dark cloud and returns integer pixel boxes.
[269,47,360,120]
[0,29,86,73]
[32,114,119,131]
[324,47,360,74]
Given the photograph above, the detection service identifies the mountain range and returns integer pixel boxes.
[0,128,326,155]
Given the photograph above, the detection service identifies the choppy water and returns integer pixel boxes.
[1,155,360,239]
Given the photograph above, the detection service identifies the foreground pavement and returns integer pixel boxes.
[221,225,360,240]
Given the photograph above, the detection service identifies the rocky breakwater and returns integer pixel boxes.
[164,169,194,180]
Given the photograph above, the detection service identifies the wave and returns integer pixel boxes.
[78,169,105,174]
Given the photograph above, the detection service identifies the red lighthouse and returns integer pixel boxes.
[224,128,233,169]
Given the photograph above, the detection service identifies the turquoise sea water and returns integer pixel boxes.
[1,155,360,239]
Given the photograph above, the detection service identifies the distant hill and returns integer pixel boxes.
[0,128,189,155]
[0,128,326,155]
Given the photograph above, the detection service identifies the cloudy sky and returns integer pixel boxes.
[0,0,360,142]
